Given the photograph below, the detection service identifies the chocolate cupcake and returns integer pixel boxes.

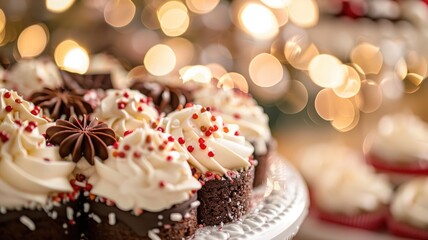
[193,85,273,186]
[130,80,193,114]
[85,126,201,239]
[93,89,159,137]
[0,119,78,239]
[160,104,255,226]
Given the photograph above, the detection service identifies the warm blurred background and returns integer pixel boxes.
[0,0,427,239]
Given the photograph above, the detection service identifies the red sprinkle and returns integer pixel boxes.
[157,127,165,132]
[178,137,185,145]
[123,92,129,98]
[148,146,154,151]
[205,130,212,137]
[223,127,229,133]
[30,109,39,115]
[185,102,193,108]
[198,138,205,144]
[159,145,165,150]
[205,171,213,177]
[208,151,215,157]
[213,125,219,131]
[15,98,22,103]
[24,125,35,133]
[28,121,37,127]
[192,113,198,119]
[43,158,50,162]
[0,131,9,143]
[234,131,240,136]
[187,145,194,152]
[14,120,22,126]
[133,151,141,158]
[200,126,207,132]
[199,143,207,150]
[118,152,126,158]
[159,181,166,188]
[85,183,93,191]
[113,142,119,149]
[137,106,143,112]
[123,145,130,151]
[4,92,11,98]
[206,107,211,111]
[117,101,127,109]
[233,113,241,119]
[124,130,133,136]
[5,105,12,112]
[211,116,216,121]
[166,155,173,161]
[167,136,174,142]
[145,135,151,143]
[201,107,206,113]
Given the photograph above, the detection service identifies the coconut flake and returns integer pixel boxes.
[170,213,183,222]
[19,216,35,231]
[108,213,116,225]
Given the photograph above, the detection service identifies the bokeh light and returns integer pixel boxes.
[333,65,361,98]
[158,1,190,37]
[239,3,279,40]
[0,9,6,33]
[350,42,383,75]
[356,80,383,113]
[249,53,283,87]
[276,80,308,114]
[45,0,75,13]
[164,37,195,70]
[284,36,319,70]
[219,72,249,93]
[206,63,227,79]
[144,44,176,76]
[261,0,291,9]
[308,54,346,88]
[186,0,220,14]
[180,65,212,83]
[403,73,424,93]
[406,51,428,77]
[55,40,89,74]
[288,0,319,28]
[104,0,136,28]
[17,24,48,58]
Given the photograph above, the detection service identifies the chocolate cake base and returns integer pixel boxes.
[253,140,275,187]
[197,166,254,226]
[84,195,198,240]
[0,203,80,240]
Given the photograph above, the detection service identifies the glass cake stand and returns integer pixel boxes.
[194,155,309,240]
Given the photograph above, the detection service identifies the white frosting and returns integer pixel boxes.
[0,121,75,208]
[299,143,392,215]
[0,89,48,125]
[369,112,428,163]
[193,86,271,155]
[94,89,159,136]
[391,177,428,229]
[89,127,201,212]
[6,59,62,98]
[162,104,253,175]
[88,54,130,89]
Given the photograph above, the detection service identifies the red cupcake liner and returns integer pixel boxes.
[366,154,428,175]
[388,216,428,240]
[308,187,387,230]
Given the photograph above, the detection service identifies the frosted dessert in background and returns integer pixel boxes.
[299,143,393,230]
[160,104,255,225]
[6,58,62,98]
[86,126,201,239]
[93,89,159,137]
[193,83,273,186]
[388,177,428,239]
[365,112,428,184]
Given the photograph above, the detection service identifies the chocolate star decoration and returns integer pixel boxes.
[46,115,116,165]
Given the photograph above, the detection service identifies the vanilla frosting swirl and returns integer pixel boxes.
[300,143,392,215]
[89,127,201,212]
[193,86,271,155]
[0,121,75,208]
[391,177,428,229]
[369,112,428,163]
[0,88,48,125]
[162,104,253,175]
[94,89,159,136]
[6,59,62,98]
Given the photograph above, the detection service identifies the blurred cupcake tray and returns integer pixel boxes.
[298,216,408,240]
[194,156,309,240]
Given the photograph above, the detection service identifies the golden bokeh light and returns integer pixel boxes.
[276,80,308,114]
[333,65,361,98]
[17,24,48,58]
[206,63,227,79]
[180,65,212,83]
[63,47,90,74]
[261,0,291,9]
[406,51,428,77]
[249,53,283,88]
[144,44,176,76]
[284,36,319,70]
[288,0,319,28]
[158,1,189,37]
[104,0,136,28]
[239,3,279,40]
[331,102,359,132]
[186,0,220,14]
[219,72,249,93]
[164,37,195,70]
[45,0,75,13]
[394,58,407,80]
[309,54,346,88]
[356,80,383,113]
[403,73,424,93]
[0,9,6,33]
[54,39,78,67]
[350,42,383,75]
